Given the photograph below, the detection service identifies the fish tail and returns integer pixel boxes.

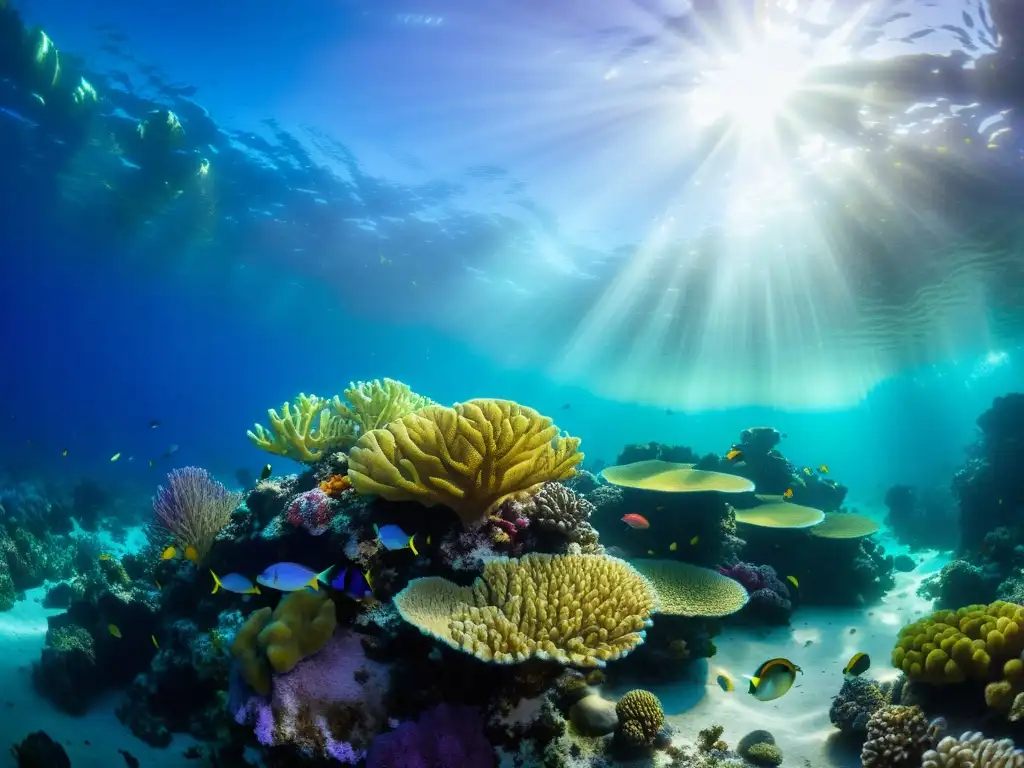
[409,535,419,557]
[210,569,221,595]
[316,565,336,585]
[253,586,261,595]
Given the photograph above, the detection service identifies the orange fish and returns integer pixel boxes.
[622,513,650,530]
[726,449,743,462]
[783,488,794,500]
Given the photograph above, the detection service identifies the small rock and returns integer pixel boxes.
[893,554,916,572]
[569,693,619,736]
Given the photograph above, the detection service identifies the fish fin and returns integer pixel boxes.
[409,535,419,556]
[364,570,373,589]
[308,578,319,591]
[253,585,261,595]
[210,569,221,595]
[316,565,336,585]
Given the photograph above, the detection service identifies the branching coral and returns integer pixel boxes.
[392,553,656,667]
[615,689,663,747]
[332,378,433,434]
[923,731,1024,768]
[248,393,357,463]
[348,399,583,528]
[861,705,933,768]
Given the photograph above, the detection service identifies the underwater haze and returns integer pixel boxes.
[2,0,1024,766]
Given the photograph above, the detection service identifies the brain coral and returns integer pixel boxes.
[615,689,664,747]
[347,399,583,528]
[892,601,1024,692]
[629,559,749,617]
[392,553,656,667]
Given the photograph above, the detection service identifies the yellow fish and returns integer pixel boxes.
[786,575,799,590]
[749,658,801,702]
[843,652,870,678]
[110,452,121,462]
[108,624,122,639]
[690,535,700,546]
[409,536,420,557]
[716,673,735,692]
[99,553,113,562]
[184,546,199,563]
[161,546,177,560]
[818,464,829,474]
[62,449,68,457]
[151,635,159,650]
[725,449,743,462]
[669,542,678,551]
[802,467,812,476]
[783,488,794,500]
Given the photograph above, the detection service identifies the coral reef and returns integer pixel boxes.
[393,553,656,666]
[630,559,749,618]
[923,731,1024,767]
[717,562,793,624]
[861,705,934,768]
[614,689,663,748]
[332,377,434,434]
[830,676,889,734]
[248,393,357,462]
[9,731,71,768]
[884,484,959,551]
[920,560,998,609]
[348,399,583,527]
[365,703,495,767]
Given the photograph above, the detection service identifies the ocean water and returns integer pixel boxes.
[2,0,1024,766]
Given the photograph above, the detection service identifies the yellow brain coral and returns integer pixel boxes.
[392,553,656,667]
[892,601,1024,708]
[230,590,337,695]
[615,689,664,747]
[629,560,749,617]
[247,393,356,463]
[347,399,583,528]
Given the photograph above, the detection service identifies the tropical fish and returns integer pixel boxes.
[161,546,177,560]
[783,488,794,500]
[108,624,122,639]
[726,449,743,462]
[690,535,700,546]
[62,449,68,457]
[748,658,801,702]
[843,652,870,678]
[210,570,260,595]
[716,673,735,692]
[669,542,678,552]
[149,420,161,429]
[110,452,121,462]
[184,546,199,563]
[260,464,272,481]
[786,575,799,590]
[802,467,812,476]
[148,460,156,468]
[151,634,159,649]
[621,513,650,530]
[99,553,114,562]
[818,464,829,474]
[256,562,336,592]
[330,568,374,601]
[374,524,417,552]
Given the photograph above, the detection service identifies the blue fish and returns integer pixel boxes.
[330,567,374,601]
[375,524,418,554]
[256,562,335,592]
[210,570,260,595]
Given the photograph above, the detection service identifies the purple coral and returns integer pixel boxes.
[151,467,240,562]
[718,562,792,623]
[284,488,334,536]
[366,703,496,768]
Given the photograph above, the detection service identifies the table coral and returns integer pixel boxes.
[393,552,656,667]
[629,559,749,618]
[348,399,583,528]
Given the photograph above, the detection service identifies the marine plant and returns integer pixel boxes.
[393,552,656,666]
[347,399,583,528]
[151,466,241,564]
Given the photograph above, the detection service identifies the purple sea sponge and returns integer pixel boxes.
[366,703,496,768]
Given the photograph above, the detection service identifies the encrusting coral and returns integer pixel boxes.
[923,731,1024,767]
[332,377,433,434]
[248,393,357,463]
[892,601,1024,710]
[392,553,656,666]
[614,689,663,747]
[230,590,337,695]
[629,559,749,618]
[347,399,583,528]
[861,705,933,768]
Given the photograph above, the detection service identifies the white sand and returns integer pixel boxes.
[610,550,950,767]
[0,588,200,768]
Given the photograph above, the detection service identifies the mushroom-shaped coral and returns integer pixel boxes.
[332,378,434,434]
[810,512,880,539]
[248,394,357,462]
[629,559,749,618]
[923,731,1024,768]
[230,590,337,695]
[392,553,656,667]
[347,399,583,528]
[891,601,1024,697]
[861,705,933,768]
[734,495,826,529]
[600,460,754,493]
[615,689,664,747]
